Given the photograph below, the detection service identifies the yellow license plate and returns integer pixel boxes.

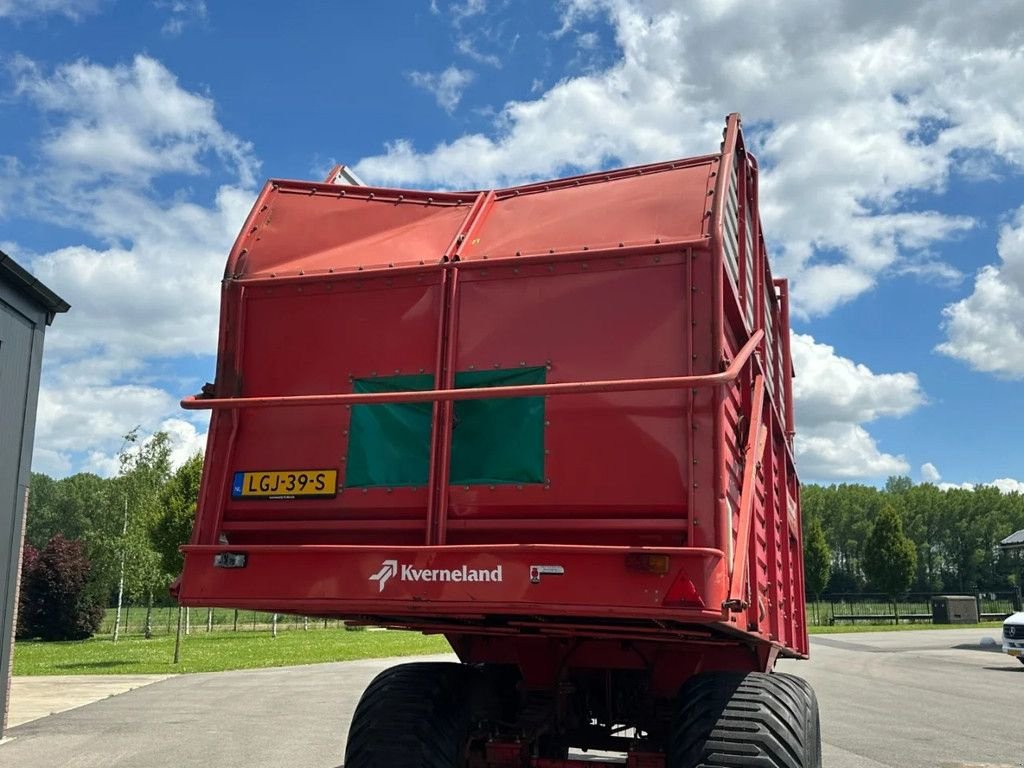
[232,470,338,499]
[1008,648,1022,657]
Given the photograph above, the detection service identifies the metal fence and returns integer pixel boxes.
[99,605,361,637]
[806,591,1021,626]
[102,591,1023,635]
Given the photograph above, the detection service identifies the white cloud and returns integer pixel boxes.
[791,333,925,426]
[5,55,255,476]
[75,417,206,477]
[409,66,476,114]
[791,333,924,481]
[992,478,1024,494]
[456,36,502,68]
[0,0,101,19]
[937,206,1024,377]
[158,0,207,37]
[920,462,1024,493]
[356,0,1024,316]
[936,477,1024,494]
[13,55,255,188]
[34,382,177,465]
[796,423,910,480]
[920,462,941,483]
[161,417,208,467]
[450,0,486,23]
[29,184,252,360]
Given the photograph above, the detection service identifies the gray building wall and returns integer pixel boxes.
[0,258,66,737]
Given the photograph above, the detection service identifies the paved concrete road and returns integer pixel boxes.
[6,674,172,728]
[776,628,1022,768]
[1,630,1020,767]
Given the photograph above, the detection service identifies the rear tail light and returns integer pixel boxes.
[625,553,670,574]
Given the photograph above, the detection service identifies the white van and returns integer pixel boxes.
[1004,612,1024,663]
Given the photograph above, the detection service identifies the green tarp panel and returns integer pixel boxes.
[344,367,546,488]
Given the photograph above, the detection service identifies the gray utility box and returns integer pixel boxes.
[931,595,979,624]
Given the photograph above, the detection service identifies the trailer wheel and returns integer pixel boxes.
[668,671,821,768]
[344,662,477,768]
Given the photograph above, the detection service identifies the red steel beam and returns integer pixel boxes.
[726,373,766,611]
[182,330,763,411]
[710,113,742,594]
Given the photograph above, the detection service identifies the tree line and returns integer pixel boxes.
[801,476,1024,599]
[21,451,1024,640]
[20,430,200,640]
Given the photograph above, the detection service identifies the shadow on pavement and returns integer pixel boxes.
[54,660,141,669]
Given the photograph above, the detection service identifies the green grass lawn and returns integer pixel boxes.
[13,629,451,676]
[15,618,1010,676]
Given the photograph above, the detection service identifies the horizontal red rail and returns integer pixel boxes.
[181,330,764,411]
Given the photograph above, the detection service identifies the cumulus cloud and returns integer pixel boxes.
[937,206,1024,377]
[5,55,254,476]
[0,0,102,19]
[12,54,255,188]
[926,462,1024,494]
[29,184,252,360]
[356,0,1024,316]
[409,66,475,114]
[791,333,925,480]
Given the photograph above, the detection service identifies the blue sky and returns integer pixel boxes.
[2,0,1023,490]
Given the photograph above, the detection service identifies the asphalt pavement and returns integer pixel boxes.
[1,629,1020,767]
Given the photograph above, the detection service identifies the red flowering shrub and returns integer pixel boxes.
[19,535,105,641]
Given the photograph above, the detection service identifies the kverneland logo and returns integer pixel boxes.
[369,559,503,592]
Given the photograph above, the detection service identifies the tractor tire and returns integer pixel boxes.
[344,662,477,768]
[668,671,821,768]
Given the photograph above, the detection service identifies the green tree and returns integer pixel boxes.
[111,430,173,640]
[152,452,203,661]
[862,504,917,599]
[26,471,110,550]
[884,475,913,495]
[152,452,203,577]
[901,482,946,591]
[803,514,831,601]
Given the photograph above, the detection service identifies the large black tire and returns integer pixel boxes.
[344,662,477,768]
[668,671,821,768]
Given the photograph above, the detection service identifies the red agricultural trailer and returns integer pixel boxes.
[177,113,819,767]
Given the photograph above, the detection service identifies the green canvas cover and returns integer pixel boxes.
[344,367,546,488]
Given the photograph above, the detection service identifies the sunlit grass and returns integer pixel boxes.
[13,628,451,676]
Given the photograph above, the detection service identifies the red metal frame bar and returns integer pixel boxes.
[775,279,795,440]
[426,190,492,544]
[726,373,766,611]
[709,113,741,572]
[426,263,454,544]
[685,247,697,548]
[227,238,711,284]
[432,190,497,544]
[181,331,763,411]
